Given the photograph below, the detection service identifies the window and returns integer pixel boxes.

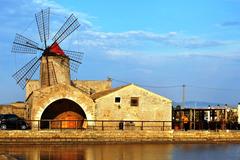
[8,115,18,120]
[131,97,139,106]
[115,97,121,103]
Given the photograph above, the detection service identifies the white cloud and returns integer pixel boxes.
[32,0,95,29]
[132,68,153,74]
[2,0,239,66]
[101,49,172,67]
[87,30,174,40]
[106,50,135,57]
[2,0,235,53]
[73,30,235,51]
[168,32,178,36]
[220,21,240,27]
[179,52,240,61]
[101,48,240,66]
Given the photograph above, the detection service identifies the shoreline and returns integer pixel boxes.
[0,130,240,144]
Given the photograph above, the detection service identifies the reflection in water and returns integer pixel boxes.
[172,144,240,160]
[0,144,173,160]
[0,144,239,160]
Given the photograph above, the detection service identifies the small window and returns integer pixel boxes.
[131,97,139,106]
[115,97,121,103]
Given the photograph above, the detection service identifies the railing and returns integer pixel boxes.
[172,120,240,131]
[25,120,172,131]
[3,119,240,131]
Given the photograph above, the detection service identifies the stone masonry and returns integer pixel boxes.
[5,55,173,130]
[0,130,239,144]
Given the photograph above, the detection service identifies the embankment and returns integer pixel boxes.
[0,130,240,144]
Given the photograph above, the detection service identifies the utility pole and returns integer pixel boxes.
[182,84,186,109]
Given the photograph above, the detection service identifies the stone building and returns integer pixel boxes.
[0,102,26,118]
[92,84,172,121]
[92,84,172,130]
[3,54,172,130]
[25,80,172,130]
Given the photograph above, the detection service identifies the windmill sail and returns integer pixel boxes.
[12,8,84,89]
[12,57,41,88]
[35,8,50,48]
[64,50,83,72]
[52,14,80,44]
[12,33,41,54]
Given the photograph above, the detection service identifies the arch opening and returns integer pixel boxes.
[40,99,87,129]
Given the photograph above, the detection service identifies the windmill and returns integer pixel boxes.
[11,8,83,89]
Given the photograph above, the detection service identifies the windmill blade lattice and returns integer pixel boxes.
[57,55,77,72]
[55,55,69,68]
[12,8,84,89]
[52,14,80,44]
[64,50,83,72]
[35,8,50,47]
[12,57,41,88]
[12,33,40,54]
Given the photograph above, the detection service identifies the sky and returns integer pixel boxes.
[1,0,240,105]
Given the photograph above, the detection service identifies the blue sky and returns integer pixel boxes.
[1,0,240,105]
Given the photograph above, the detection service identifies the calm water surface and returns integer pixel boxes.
[0,144,239,160]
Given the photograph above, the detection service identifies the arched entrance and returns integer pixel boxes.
[40,99,87,129]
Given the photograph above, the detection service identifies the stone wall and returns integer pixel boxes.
[26,79,112,98]
[0,130,239,144]
[72,79,112,94]
[40,56,70,88]
[29,84,95,128]
[26,80,40,99]
[0,103,27,119]
[95,84,172,123]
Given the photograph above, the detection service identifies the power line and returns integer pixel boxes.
[188,85,240,91]
[110,78,129,85]
[110,77,240,105]
[111,78,181,89]
[110,77,240,91]
[139,84,182,89]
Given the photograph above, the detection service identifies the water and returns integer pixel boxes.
[0,144,239,160]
